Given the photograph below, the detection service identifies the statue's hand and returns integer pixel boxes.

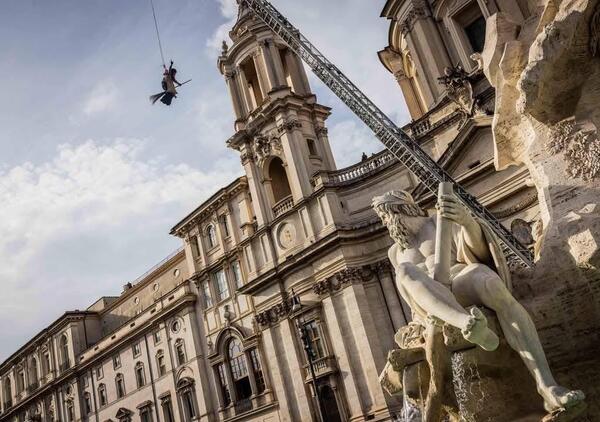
[437,194,472,227]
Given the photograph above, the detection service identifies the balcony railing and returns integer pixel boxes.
[303,355,337,380]
[327,151,395,185]
[234,398,253,415]
[272,195,294,218]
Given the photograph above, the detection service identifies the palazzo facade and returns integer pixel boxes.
[0,1,539,421]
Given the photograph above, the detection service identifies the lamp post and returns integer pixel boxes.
[291,290,326,422]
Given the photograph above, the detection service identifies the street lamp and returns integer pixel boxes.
[290,290,326,422]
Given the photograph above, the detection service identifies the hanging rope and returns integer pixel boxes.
[149,0,167,68]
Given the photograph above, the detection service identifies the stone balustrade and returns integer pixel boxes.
[272,195,294,217]
[326,151,395,185]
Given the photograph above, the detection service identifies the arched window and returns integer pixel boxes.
[135,362,146,388]
[59,335,70,370]
[115,373,126,398]
[206,225,218,249]
[83,392,92,415]
[227,339,252,404]
[98,384,107,407]
[268,158,292,204]
[177,379,197,420]
[175,340,186,366]
[156,351,167,376]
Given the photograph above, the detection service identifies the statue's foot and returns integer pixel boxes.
[461,307,499,351]
[541,388,586,422]
[541,386,585,413]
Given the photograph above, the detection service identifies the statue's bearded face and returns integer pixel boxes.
[372,191,427,249]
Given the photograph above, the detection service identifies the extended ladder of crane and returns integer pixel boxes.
[239,0,534,268]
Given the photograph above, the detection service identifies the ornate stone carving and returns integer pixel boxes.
[312,267,367,296]
[277,118,302,134]
[253,135,282,166]
[546,120,600,181]
[399,0,429,34]
[315,126,328,137]
[254,298,293,328]
[590,3,600,56]
[240,150,255,165]
[438,65,476,115]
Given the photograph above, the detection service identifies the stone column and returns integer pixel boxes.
[258,40,280,91]
[251,51,269,99]
[225,72,245,120]
[268,42,287,87]
[237,68,256,111]
[321,296,365,418]
[284,50,308,95]
[261,326,294,422]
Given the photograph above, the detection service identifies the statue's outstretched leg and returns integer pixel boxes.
[452,264,585,414]
[395,262,499,351]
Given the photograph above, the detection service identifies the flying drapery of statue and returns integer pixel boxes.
[372,189,585,420]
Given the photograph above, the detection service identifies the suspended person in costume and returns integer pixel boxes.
[150,61,182,106]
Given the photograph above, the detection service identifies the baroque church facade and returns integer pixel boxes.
[0,0,540,421]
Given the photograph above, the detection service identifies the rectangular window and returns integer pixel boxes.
[220,215,231,237]
[113,354,121,369]
[213,269,229,302]
[82,375,89,388]
[153,330,162,344]
[182,390,197,419]
[95,366,103,380]
[43,353,51,375]
[190,235,201,258]
[250,349,266,393]
[132,342,141,357]
[304,320,326,360]
[162,399,174,422]
[157,354,166,376]
[202,281,213,308]
[231,261,244,289]
[140,408,153,422]
[216,364,231,406]
[176,342,187,366]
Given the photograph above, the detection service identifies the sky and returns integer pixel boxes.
[0,0,409,360]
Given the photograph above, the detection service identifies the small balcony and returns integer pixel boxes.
[303,355,337,381]
[272,195,294,218]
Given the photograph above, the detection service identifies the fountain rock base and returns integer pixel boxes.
[380,309,546,421]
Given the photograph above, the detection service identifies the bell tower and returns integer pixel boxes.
[218,5,336,227]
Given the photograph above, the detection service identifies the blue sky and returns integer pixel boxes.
[0,0,409,360]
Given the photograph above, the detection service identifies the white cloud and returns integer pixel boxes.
[0,139,241,359]
[82,80,119,116]
[217,0,238,19]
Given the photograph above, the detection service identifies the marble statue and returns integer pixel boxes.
[372,189,585,419]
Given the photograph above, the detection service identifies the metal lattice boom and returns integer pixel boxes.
[240,0,534,268]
